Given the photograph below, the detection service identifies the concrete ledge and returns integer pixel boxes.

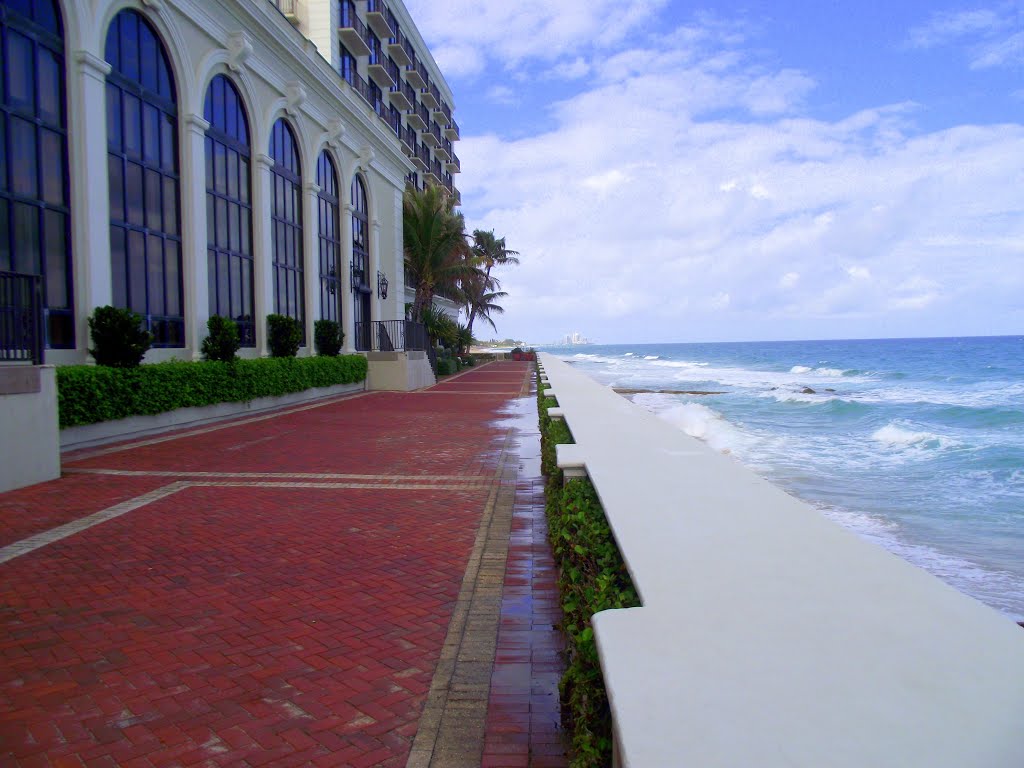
[61,381,365,451]
[538,352,1024,768]
[0,365,42,395]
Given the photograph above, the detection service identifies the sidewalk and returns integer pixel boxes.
[0,361,567,767]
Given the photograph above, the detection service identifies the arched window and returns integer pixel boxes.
[204,74,253,345]
[105,9,182,346]
[1,0,73,347]
[316,151,341,323]
[351,174,370,348]
[269,118,303,331]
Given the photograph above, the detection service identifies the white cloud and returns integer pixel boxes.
[907,5,1024,70]
[403,0,667,77]
[455,18,1024,342]
[486,85,518,105]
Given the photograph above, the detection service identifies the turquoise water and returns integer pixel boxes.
[544,336,1024,620]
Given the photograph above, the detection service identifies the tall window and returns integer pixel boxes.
[338,43,355,85]
[316,151,341,323]
[1,0,73,347]
[351,174,370,345]
[105,9,183,346]
[269,118,303,331]
[204,74,254,345]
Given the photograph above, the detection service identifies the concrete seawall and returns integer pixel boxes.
[538,352,1024,768]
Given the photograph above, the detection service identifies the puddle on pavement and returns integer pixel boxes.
[493,396,541,479]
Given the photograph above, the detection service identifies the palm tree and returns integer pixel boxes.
[462,271,508,339]
[404,185,473,321]
[468,229,518,334]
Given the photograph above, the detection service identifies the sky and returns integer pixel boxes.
[404,0,1024,344]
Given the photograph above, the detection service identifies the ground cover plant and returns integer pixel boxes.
[536,370,639,767]
[58,355,367,429]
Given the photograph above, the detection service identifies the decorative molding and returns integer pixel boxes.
[357,145,376,173]
[141,0,164,13]
[303,181,322,195]
[75,50,112,80]
[285,83,307,118]
[255,153,275,170]
[226,32,254,73]
[185,114,211,134]
[326,118,347,150]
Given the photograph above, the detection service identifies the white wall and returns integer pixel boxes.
[539,352,1024,768]
[0,367,60,493]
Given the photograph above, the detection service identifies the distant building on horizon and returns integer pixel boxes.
[561,331,591,345]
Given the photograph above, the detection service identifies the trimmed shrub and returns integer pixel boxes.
[436,357,456,375]
[88,306,153,368]
[201,315,240,363]
[314,319,343,356]
[461,356,475,367]
[57,355,369,429]
[267,313,303,357]
[537,371,639,768]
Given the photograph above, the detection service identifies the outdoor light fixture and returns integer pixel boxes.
[377,270,389,300]
[350,260,359,292]
[327,263,337,295]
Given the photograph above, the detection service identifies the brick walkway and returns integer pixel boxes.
[0,361,568,767]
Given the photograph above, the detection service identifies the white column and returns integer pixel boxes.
[253,153,275,356]
[69,51,113,355]
[340,202,355,353]
[182,114,210,359]
[302,180,321,355]
[393,187,404,323]
[370,217,381,322]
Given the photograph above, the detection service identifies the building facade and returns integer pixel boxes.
[0,0,460,364]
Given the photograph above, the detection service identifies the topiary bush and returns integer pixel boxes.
[57,355,369,429]
[88,305,153,367]
[314,319,343,356]
[201,315,240,363]
[267,313,303,357]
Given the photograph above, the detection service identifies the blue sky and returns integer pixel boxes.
[405,0,1023,343]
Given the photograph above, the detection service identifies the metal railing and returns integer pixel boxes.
[339,0,366,36]
[354,320,428,352]
[0,271,44,365]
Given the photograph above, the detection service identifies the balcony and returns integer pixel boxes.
[420,81,440,111]
[434,137,451,162]
[349,70,372,106]
[401,124,417,155]
[445,151,460,173]
[389,78,415,111]
[387,28,411,67]
[421,120,441,148]
[365,0,395,39]
[453,187,461,206]
[405,54,426,90]
[426,158,443,186]
[444,118,460,141]
[369,52,399,90]
[434,99,451,123]
[414,143,429,172]
[406,101,427,130]
[338,0,370,56]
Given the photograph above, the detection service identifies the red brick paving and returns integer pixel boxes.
[484,407,569,768]
[1,361,569,766]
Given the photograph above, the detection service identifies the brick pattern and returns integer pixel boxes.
[0,362,531,766]
[483,401,569,767]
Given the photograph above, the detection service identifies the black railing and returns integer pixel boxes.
[354,320,429,352]
[0,271,44,365]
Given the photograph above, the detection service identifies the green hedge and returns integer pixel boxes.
[57,354,368,429]
[537,371,639,768]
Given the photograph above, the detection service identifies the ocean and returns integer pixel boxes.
[542,336,1024,621]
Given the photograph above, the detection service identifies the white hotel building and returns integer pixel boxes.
[0,0,461,365]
